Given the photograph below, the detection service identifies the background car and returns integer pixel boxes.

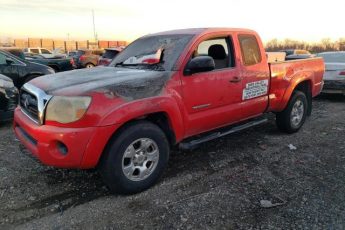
[72,49,104,68]
[3,48,75,72]
[280,49,311,56]
[317,51,345,95]
[24,47,67,58]
[98,48,121,66]
[0,74,18,121]
[67,50,77,57]
[280,49,315,60]
[25,53,75,72]
[0,50,55,89]
[285,54,315,60]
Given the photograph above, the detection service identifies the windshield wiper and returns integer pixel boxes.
[115,62,165,71]
[135,62,165,71]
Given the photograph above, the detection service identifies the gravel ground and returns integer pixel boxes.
[0,94,344,229]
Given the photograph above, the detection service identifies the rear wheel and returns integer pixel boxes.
[99,121,170,194]
[85,63,95,68]
[276,91,308,133]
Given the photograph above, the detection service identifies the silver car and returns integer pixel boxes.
[317,52,345,95]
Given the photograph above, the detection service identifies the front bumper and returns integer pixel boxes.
[13,108,120,168]
[322,80,345,94]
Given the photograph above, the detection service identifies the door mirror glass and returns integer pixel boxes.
[184,56,215,76]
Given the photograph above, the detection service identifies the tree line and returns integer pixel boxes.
[265,38,345,53]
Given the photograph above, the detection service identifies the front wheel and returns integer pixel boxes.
[276,91,308,133]
[99,121,170,194]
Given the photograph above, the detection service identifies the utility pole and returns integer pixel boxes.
[92,10,97,42]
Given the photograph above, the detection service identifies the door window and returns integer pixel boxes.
[194,38,233,70]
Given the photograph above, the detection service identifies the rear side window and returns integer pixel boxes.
[41,49,51,54]
[30,49,39,54]
[238,35,262,66]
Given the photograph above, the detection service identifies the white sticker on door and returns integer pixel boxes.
[242,79,268,100]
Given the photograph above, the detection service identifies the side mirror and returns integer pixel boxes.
[6,58,14,65]
[184,56,215,76]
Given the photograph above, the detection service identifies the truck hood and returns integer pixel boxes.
[30,67,171,100]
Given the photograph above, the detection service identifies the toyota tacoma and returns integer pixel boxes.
[14,28,324,194]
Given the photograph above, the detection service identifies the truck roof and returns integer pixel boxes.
[145,28,257,37]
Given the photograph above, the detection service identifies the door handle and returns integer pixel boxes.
[229,77,241,83]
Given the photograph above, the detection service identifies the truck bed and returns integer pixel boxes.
[268,57,324,112]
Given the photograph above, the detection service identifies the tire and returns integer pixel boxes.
[99,121,170,194]
[276,91,308,134]
[85,63,95,68]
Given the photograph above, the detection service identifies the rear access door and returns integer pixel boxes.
[236,34,270,119]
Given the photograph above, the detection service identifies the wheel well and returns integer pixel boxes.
[144,112,176,146]
[23,74,40,84]
[48,64,60,72]
[295,80,312,115]
[97,112,176,169]
[113,112,176,146]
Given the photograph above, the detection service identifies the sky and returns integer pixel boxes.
[0,0,344,43]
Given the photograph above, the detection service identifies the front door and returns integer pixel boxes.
[182,36,243,137]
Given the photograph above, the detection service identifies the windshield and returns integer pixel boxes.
[318,53,345,63]
[110,34,194,71]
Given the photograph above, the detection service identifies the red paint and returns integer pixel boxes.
[13,28,324,169]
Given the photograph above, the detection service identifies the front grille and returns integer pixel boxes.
[20,90,39,122]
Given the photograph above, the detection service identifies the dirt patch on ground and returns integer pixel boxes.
[0,94,344,229]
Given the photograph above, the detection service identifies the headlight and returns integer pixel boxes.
[45,96,91,123]
[0,80,14,88]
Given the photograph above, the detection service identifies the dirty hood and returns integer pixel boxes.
[30,67,171,100]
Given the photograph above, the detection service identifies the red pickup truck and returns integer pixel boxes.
[14,28,324,194]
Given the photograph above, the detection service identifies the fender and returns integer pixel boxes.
[271,71,314,112]
[99,95,185,142]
